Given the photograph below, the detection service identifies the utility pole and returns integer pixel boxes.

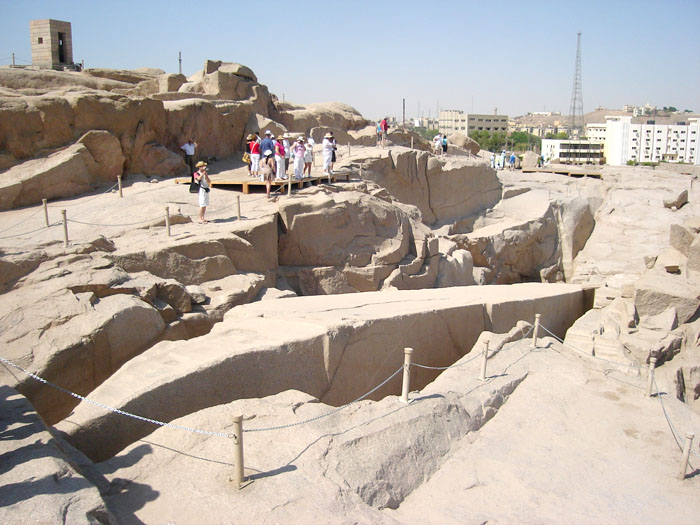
[402,98,405,129]
[568,32,584,138]
[178,51,182,75]
[11,53,15,67]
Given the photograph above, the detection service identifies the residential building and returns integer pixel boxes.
[542,139,603,164]
[602,116,700,166]
[438,110,508,135]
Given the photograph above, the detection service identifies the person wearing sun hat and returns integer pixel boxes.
[193,161,211,224]
[244,133,255,176]
[292,136,306,180]
[249,134,261,178]
[322,132,334,175]
[282,133,292,173]
[303,136,313,177]
[261,149,275,198]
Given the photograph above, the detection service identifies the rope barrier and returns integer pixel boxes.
[0,208,42,234]
[0,222,60,240]
[67,217,160,227]
[244,366,404,433]
[0,355,231,439]
[47,182,119,208]
[540,325,643,370]
[412,324,534,371]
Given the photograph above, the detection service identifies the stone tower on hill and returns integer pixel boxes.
[29,19,75,70]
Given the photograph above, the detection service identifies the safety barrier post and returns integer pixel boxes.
[401,347,413,403]
[531,313,541,348]
[360,165,363,179]
[61,209,68,247]
[232,415,245,489]
[411,137,414,149]
[678,432,695,480]
[42,198,49,227]
[165,206,171,237]
[117,174,123,198]
[478,341,489,381]
[288,174,292,196]
[348,144,351,156]
[236,195,241,220]
[646,356,657,398]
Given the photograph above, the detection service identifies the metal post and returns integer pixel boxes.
[411,137,414,149]
[678,432,695,480]
[359,165,363,179]
[400,347,413,403]
[237,195,241,220]
[287,172,292,196]
[348,144,351,156]
[531,313,541,348]
[479,341,489,381]
[646,356,657,398]
[12,53,15,67]
[232,415,245,489]
[42,198,49,227]
[165,206,171,237]
[61,209,68,247]
[117,174,123,198]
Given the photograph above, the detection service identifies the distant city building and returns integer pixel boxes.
[438,110,508,135]
[602,116,700,165]
[30,19,75,70]
[542,139,603,164]
[412,117,438,129]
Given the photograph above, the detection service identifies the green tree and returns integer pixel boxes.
[509,131,542,152]
[415,127,439,141]
[545,132,569,140]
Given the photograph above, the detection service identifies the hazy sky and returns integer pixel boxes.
[1,0,698,121]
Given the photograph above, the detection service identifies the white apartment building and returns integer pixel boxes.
[602,116,700,165]
[438,110,508,135]
[542,139,603,164]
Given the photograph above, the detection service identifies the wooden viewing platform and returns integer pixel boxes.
[521,166,602,179]
[175,170,354,194]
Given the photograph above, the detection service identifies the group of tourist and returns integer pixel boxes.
[432,133,448,156]
[375,117,389,148]
[489,150,517,171]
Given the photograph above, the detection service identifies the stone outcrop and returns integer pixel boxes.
[446,132,480,155]
[55,283,587,462]
[277,101,368,133]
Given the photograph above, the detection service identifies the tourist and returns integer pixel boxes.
[282,133,291,172]
[293,137,306,180]
[180,138,197,182]
[500,150,506,170]
[442,134,448,155]
[261,131,275,162]
[274,137,287,180]
[249,134,261,179]
[433,133,442,156]
[304,138,313,176]
[380,117,389,148]
[330,132,338,173]
[376,121,382,147]
[322,132,334,175]
[261,149,275,199]
[193,161,211,224]
[509,152,516,171]
[490,152,496,169]
[244,134,255,176]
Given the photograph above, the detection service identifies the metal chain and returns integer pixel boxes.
[244,366,404,433]
[0,355,231,439]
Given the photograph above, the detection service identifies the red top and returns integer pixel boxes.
[250,141,260,154]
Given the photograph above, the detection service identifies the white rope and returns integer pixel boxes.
[0,355,231,439]
[0,222,60,240]
[47,182,119,208]
[0,207,42,234]
[540,324,642,370]
[244,366,404,433]
[413,325,534,371]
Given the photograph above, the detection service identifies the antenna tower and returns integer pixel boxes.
[568,32,584,137]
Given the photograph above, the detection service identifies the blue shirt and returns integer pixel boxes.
[261,137,275,156]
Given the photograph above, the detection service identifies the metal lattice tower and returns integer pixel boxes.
[568,32,584,137]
